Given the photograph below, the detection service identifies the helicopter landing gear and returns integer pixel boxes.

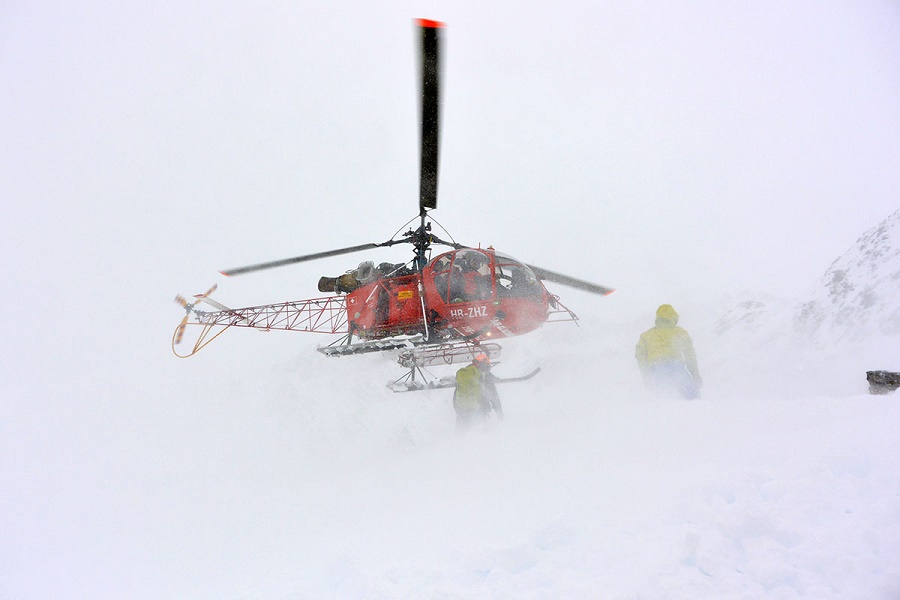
[386,341,503,392]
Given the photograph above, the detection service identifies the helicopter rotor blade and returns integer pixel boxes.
[418,19,443,213]
[526,264,615,296]
[220,243,383,277]
[194,283,217,299]
[174,314,189,345]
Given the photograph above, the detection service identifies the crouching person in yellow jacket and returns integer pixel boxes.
[453,354,503,429]
[635,304,702,399]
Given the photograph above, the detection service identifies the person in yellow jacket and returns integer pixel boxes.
[635,304,702,399]
[453,354,503,428]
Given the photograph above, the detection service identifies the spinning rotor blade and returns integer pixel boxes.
[418,19,443,213]
[220,243,381,277]
[194,283,217,299]
[526,265,615,296]
[190,283,232,311]
[174,315,188,345]
[173,283,227,345]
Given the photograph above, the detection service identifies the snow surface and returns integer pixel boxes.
[4,305,900,599]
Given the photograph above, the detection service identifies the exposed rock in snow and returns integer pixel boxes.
[713,208,900,347]
[705,209,900,396]
[794,208,900,343]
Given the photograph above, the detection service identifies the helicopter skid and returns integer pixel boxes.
[396,341,501,368]
[318,337,425,357]
[388,367,542,393]
[387,340,503,393]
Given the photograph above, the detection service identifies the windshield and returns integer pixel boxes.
[493,254,542,298]
[429,250,543,302]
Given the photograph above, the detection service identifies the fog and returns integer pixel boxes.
[2,2,900,598]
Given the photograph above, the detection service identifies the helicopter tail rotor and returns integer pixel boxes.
[172,284,219,346]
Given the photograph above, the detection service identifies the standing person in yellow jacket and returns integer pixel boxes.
[635,304,702,399]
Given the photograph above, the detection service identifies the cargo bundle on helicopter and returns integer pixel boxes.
[173,19,613,391]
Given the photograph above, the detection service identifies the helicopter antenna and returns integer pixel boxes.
[425,213,460,248]
[388,214,421,242]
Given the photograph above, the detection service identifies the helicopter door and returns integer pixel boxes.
[448,250,492,303]
[431,253,453,303]
[375,285,390,325]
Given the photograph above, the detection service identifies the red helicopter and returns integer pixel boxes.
[173,20,613,391]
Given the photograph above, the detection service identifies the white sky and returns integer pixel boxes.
[4,1,900,317]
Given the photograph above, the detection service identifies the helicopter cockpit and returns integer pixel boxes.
[428,249,543,305]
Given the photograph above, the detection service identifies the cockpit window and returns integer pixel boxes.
[431,250,542,303]
[495,264,541,298]
[430,253,452,273]
[447,250,492,303]
[431,253,453,302]
[493,254,542,298]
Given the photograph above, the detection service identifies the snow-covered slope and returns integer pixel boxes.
[713,208,900,344]
[795,208,900,343]
[707,209,900,397]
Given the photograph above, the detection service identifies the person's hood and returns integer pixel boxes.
[655,304,679,327]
